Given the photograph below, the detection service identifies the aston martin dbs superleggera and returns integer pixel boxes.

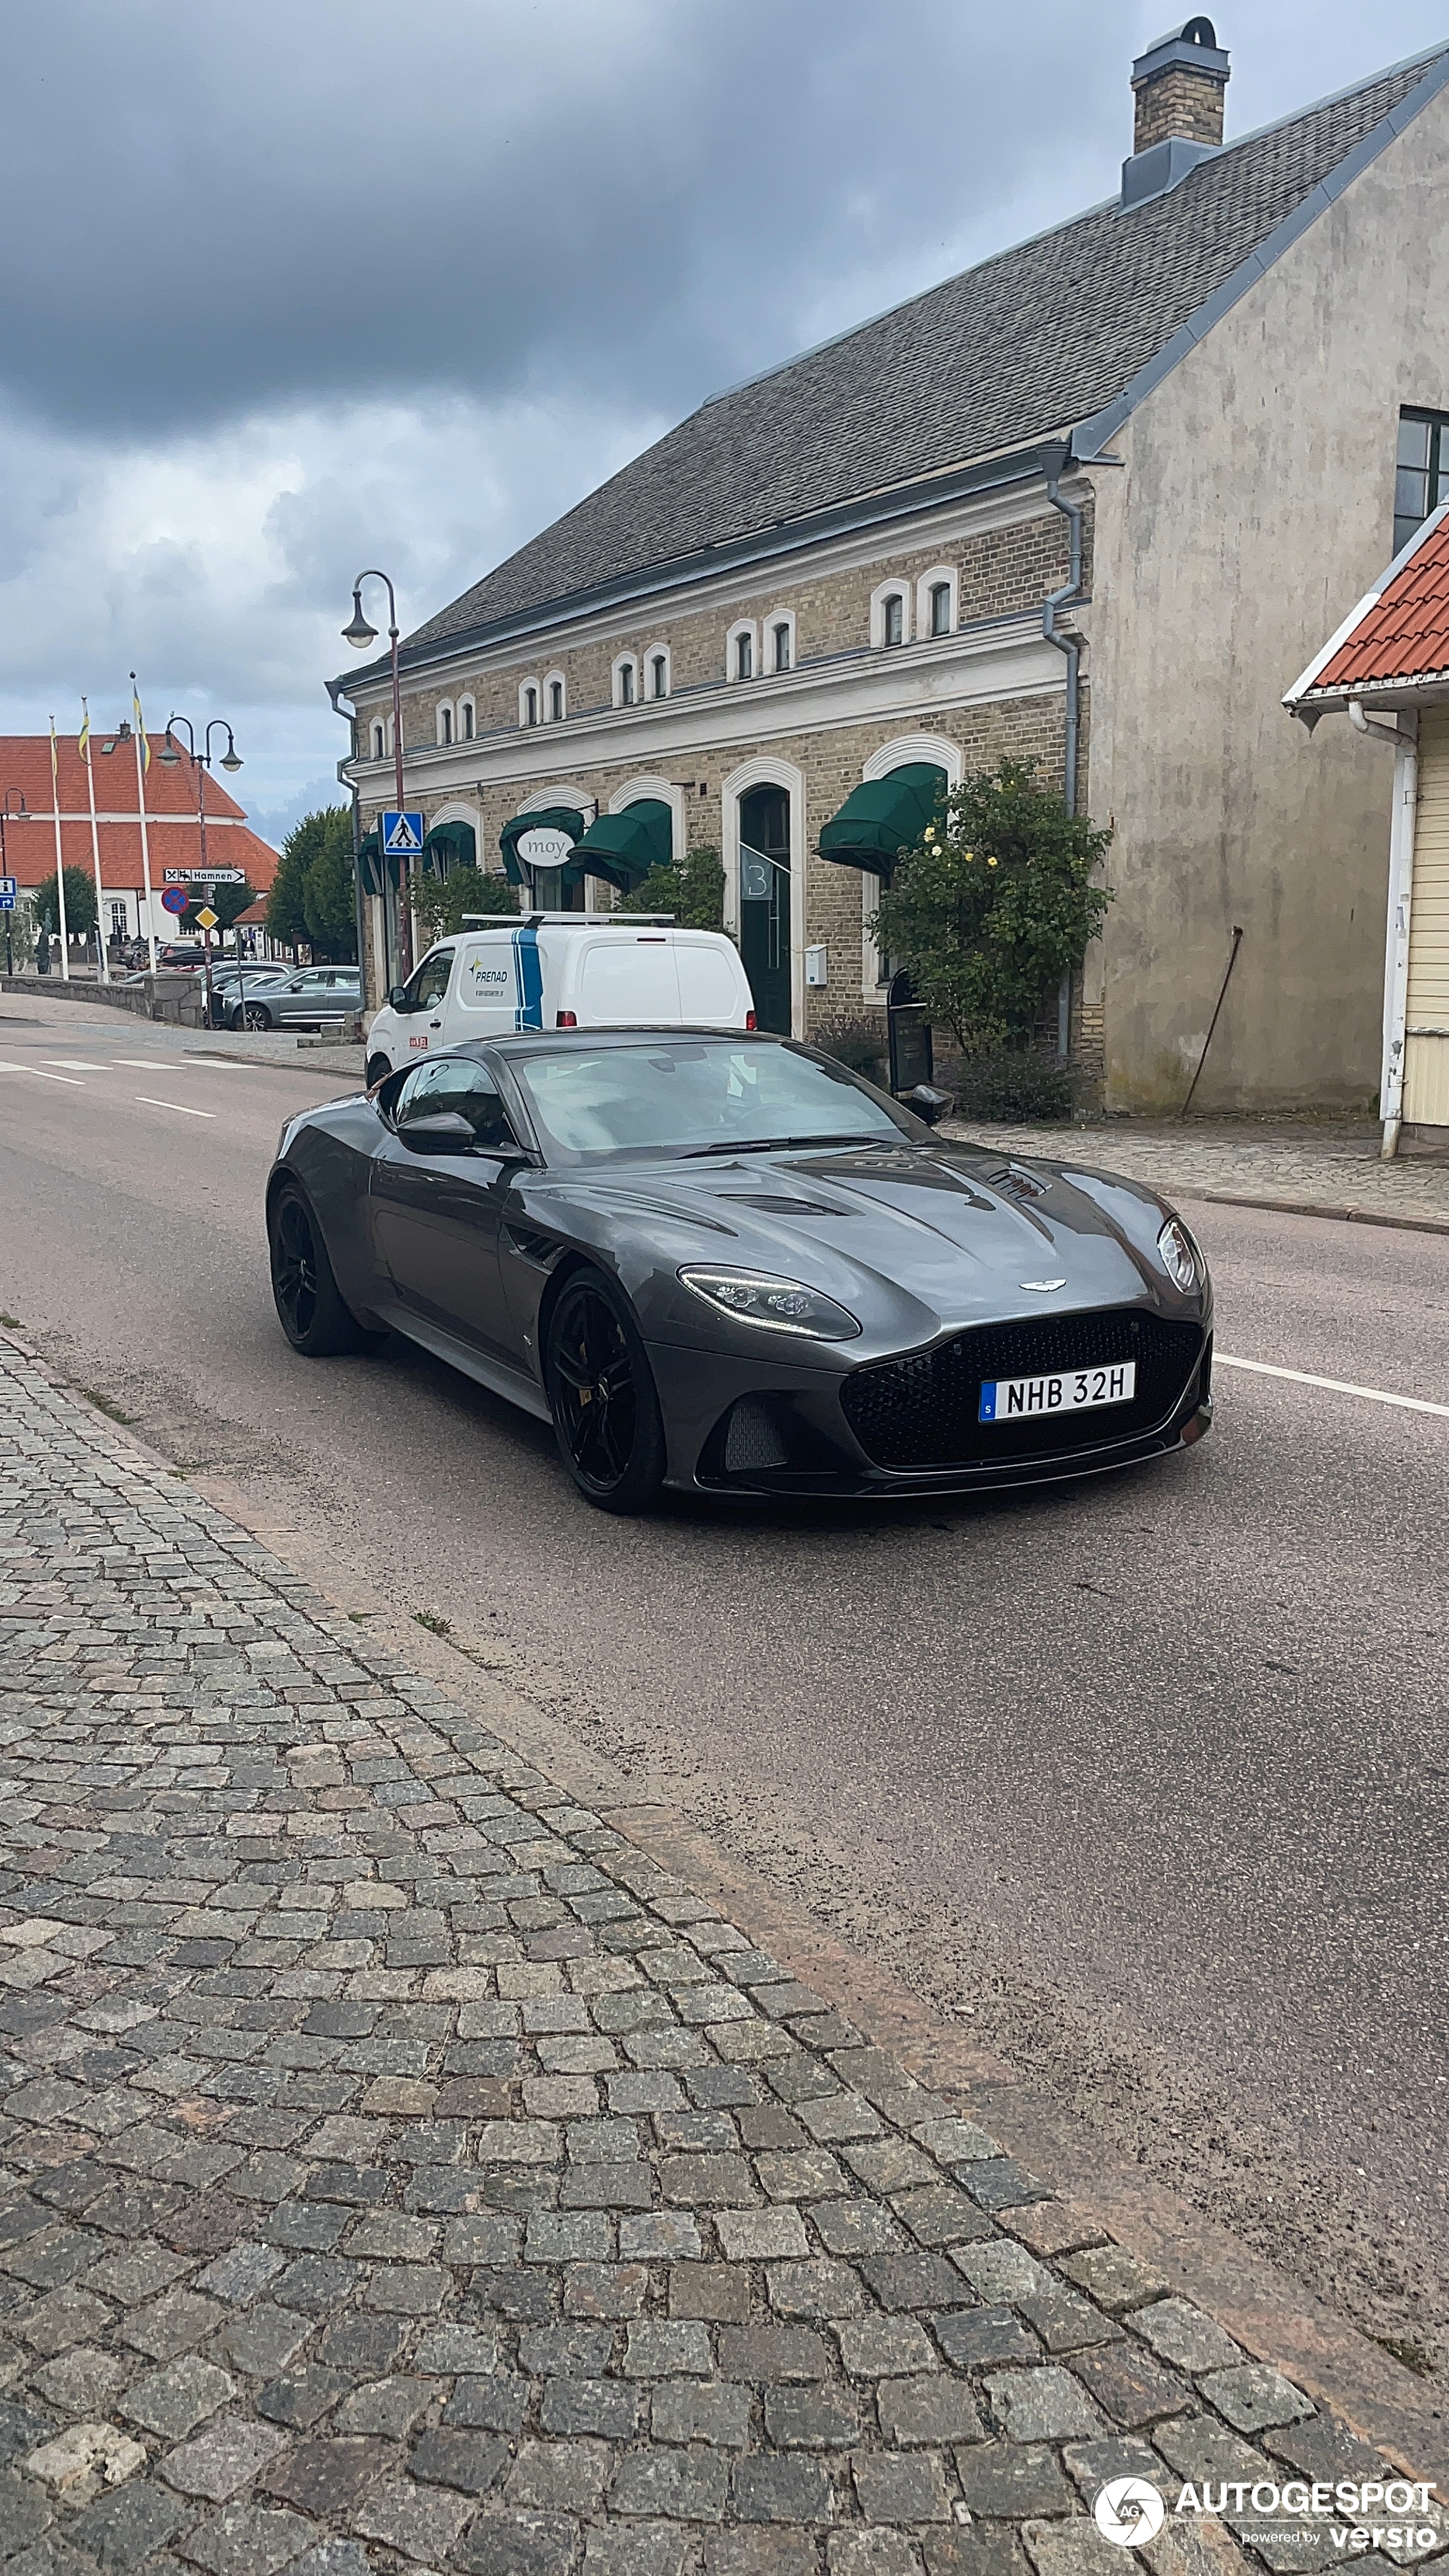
[266,1030,1212,1512]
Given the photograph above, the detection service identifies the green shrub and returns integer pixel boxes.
[950,1046,1075,1123]
[617,844,725,929]
[810,1014,888,1083]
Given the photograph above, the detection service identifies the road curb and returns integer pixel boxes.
[1177,1188,1449,1238]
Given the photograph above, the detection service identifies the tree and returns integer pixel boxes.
[34,866,98,939]
[265,837,311,950]
[870,761,1112,1054]
[266,807,356,958]
[616,843,725,928]
[412,865,518,942]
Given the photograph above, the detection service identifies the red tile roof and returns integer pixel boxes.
[1297,505,1449,699]
[0,730,279,894]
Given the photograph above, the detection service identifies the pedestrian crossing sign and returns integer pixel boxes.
[382,810,424,857]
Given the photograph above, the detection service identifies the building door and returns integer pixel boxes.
[739,783,791,1033]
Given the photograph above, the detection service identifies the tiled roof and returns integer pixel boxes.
[1309,508,1449,691]
[0,732,278,892]
[398,47,1448,658]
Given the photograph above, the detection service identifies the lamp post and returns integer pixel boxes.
[159,716,242,1030]
[0,792,27,978]
[342,569,412,978]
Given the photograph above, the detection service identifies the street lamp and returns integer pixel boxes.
[342,568,411,977]
[0,791,28,978]
[161,716,243,1029]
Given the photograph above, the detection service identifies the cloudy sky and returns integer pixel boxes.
[4,1,1446,843]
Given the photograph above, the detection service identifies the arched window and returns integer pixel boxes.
[738,781,791,1035]
[772,621,792,673]
[521,683,540,728]
[371,721,385,760]
[438,704,454,746]
[544,671,566,722]
[460,698,475,741]
[916,566,958,641]
[613,655,638,709]
[736,631,753,680]
[871,582,910,649]
[650,653,668,699]
[884,594,904,647]
[929,582,952,637]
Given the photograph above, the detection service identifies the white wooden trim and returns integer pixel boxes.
[726,620,759,683]
[763,608,796,676]
[916,564,959,640]
[543,670,568,723]
[611,653,639,710]
[643,641,671,700]
[518,677,541,728]
[870,580,912,649]
[721,752,806,1036]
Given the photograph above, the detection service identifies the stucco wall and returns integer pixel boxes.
[1087,87,1449,1112]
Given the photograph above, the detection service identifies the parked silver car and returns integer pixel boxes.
[229,966,362,1031]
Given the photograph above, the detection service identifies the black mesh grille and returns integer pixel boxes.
[840,1307,1205,1471]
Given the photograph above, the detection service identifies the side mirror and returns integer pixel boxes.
[388,985,410,1010]
[399,1111,477,1153]
[905,1083,954,1127]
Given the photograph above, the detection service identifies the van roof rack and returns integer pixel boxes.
[460,912,678,928]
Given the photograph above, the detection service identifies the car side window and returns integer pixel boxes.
[394,1058,517,1149]
[406,949,454,1012]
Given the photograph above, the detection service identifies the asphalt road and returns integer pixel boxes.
[2,995,1445,2371]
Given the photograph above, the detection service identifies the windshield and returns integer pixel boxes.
[509,1040,908,1163]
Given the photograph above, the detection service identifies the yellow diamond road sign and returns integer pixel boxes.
[196,906,219,931]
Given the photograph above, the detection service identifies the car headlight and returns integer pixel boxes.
[1157,1217,1202,1291]
[678,1268,861,1340]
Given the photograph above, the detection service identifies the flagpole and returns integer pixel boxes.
[48,721,71,981]
[80,699,108,982]
[130,671,157,971]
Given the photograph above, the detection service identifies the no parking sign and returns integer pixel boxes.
[161,885,188,917]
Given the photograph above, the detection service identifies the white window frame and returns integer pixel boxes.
[612,653,639,710]
[544,670,567,723]
[436,700,455,747]
[917,566,959,641]
[871,581,912,649]
[519,678,541,728]
[766,610,796,675]
[370,720,386,761]
[644,642,671,700]
[721,753,807,1039]
[858,733,964,1000]
[459,695,476,742]
[726,619,759,683]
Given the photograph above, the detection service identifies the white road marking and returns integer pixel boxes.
[1217,1352,1449,1420]
[134,1095,216,1120]
[44,1059,107,1071]
[20,1067,83,1086]
[115,1058,190,1070]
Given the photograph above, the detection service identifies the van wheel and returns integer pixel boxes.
[366,1054,391,1089]
[545,1270,666,1513]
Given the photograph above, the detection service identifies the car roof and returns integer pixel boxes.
[487,1026,790,1060]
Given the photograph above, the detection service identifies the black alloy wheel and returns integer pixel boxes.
[237,1001,273,1031]
[545,1270,666,1512]
[268,1185,367,1356]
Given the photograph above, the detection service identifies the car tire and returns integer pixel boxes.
[545,1269,666,1514]
[268,1184,369,1358]
[366,1054,391,1088]
[240,1002,273,1031]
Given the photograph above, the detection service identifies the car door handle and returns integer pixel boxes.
[429,1018,442,1029]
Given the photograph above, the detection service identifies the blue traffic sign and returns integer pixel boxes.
[0,876,15,913]
[160,884,189,916]
[382,811,424,858]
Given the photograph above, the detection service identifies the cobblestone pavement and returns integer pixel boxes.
[1,1343,1442,2576]
[939,1122,1449,1229]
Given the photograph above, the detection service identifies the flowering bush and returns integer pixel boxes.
[871,760,1111,1055]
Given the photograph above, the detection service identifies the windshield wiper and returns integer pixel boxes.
[683,1132,895,1158]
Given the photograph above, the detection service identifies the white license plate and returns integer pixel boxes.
[979,1360,1136,1424]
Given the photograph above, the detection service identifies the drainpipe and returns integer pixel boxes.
[1044,466,1086,1055]
[1351,698,1418,1158]
[328,678,371,1017]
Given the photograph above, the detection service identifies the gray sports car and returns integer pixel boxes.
[265,1029,1212,1512]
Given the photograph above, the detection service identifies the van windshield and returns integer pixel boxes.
[509,1040,908,1163]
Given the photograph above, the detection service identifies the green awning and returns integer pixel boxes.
[498,806,585,889]
[357,830,397,897]
[817,763,948,881]
[421,818,476,877]
[566,799,671,895]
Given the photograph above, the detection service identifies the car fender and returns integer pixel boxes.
[275,1111,388,1328]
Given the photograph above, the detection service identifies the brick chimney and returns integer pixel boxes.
[1122,18,1230,210]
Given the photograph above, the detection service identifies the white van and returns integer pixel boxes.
[363,914,755,1083]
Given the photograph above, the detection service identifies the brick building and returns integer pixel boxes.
[334,22,1449,1111]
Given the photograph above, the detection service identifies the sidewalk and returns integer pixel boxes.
[1,1341,1443,2576]
[939,1119,1449,1232]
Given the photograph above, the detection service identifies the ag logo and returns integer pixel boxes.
[1094,2477,1167,2547]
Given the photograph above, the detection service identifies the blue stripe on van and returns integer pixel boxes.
[512,921,544,1030]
